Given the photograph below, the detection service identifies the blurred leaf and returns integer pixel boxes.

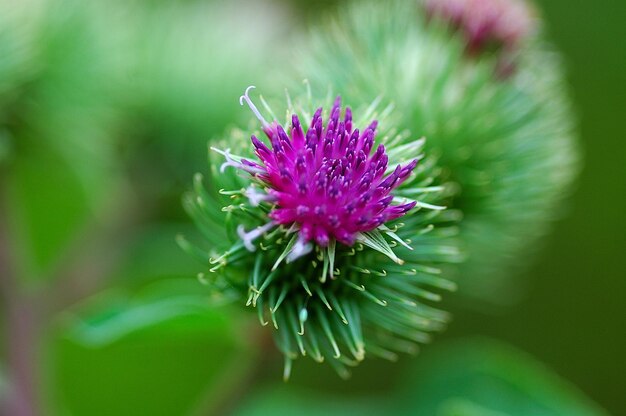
[6,141,91,281]
[395,338,608,416]
[234,385,388,416]
[7,0,125,201]
[0,1,39,110]
[50,279,253,416]
[121,0,291,181]
[2,0,127,282]
[61,278,234,347]
[112,224,202,287]
[235,338,607,416]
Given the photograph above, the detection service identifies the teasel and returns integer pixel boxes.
[293,0,579,303]
[180,86,462,378]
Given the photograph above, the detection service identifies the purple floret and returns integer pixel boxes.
[425,0,535,53]
[245,97,417,247]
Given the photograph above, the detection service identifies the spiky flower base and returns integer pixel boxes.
[180,88,462,378]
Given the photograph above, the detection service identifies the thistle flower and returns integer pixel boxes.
[423,0,537,77]
[295,0,578,304]
[181,87,462,378]
[424,0,536,53]
[236,86,419,252]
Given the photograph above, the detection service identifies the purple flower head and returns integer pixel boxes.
[186,86,458,378]
[228,86,417,253]
[425,0,536,53]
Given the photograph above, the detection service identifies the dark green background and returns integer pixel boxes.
[442,0,626,412]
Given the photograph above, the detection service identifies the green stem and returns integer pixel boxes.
[0,184,40,416]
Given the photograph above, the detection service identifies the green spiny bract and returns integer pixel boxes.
[180,90,462,378]
[291,0,579,303]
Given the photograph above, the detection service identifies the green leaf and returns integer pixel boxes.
[6,143,92,281]
[234,385,388,416]
[60,279,234,346]
[0,1,38,110]
[227,338,608,416]
[395,338,608,416]
[50,279,253,416]
[115,224,203,286]
[123,0,287,181]
[2,1,125,283]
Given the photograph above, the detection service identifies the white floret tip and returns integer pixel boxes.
[237,221,277,252]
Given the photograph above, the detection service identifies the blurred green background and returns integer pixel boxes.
[0,0,624,415]
[446,0,626,412]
